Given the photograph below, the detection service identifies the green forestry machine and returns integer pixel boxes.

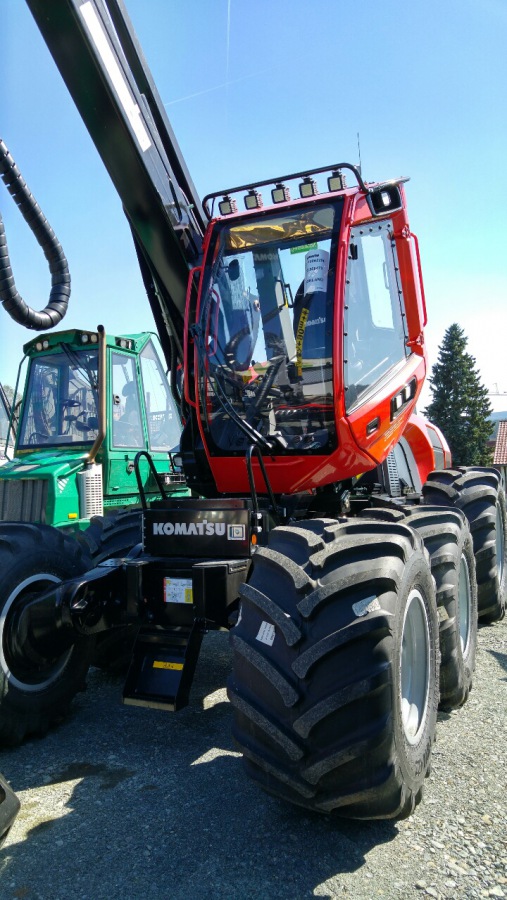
[0,324,186,536]
[0,0,504,821]
[0,137,188,547]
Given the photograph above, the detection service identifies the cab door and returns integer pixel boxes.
[343,219,424,463]
[107,349,147,502]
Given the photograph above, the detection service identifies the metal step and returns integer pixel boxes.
[122,625,203,711]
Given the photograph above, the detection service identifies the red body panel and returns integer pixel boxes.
[402,413,452,485]
[347,353,427,465]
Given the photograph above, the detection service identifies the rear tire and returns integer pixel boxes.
[423,467,506,622]
[406,507,477,709]
[228,517,439,819]
[363,506,477,709]
[79,510,142,672]
[0,524,94,746]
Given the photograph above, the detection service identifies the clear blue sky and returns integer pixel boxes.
[3,0,507,410]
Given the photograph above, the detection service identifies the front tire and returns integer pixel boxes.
[423,467,507,622]
[228,518,439,819]
[0,524,95,746]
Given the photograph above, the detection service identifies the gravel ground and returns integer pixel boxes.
[0,616,506,900]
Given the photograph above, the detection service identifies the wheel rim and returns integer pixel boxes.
[0,574,72,691]
[400,588,430,745]
[496,502,505,588]
[458,553,472,654]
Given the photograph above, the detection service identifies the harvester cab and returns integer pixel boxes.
[184,166,428,498]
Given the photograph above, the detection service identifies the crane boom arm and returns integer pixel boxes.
[25,0,205,362]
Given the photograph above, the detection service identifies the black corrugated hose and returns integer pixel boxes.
[0,139,70,330]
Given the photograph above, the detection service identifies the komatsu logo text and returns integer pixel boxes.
[152,521,245,539]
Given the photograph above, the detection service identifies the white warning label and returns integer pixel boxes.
[256,621,276,646]
[304,248,330,294]
[164,577,193,604]
[352,596,381,617]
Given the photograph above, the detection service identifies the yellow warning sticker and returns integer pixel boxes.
[164,577,193,604]
[295,307,309,376]
[152,661,184,671]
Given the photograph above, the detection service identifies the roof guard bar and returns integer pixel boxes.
[202,163,367,218]
[203,165,410,219]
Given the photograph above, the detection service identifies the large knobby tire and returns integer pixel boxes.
[0,524,95,746]
[228,517,439,820]
[78,508,143,563]
[422,467,507,622]
[363,506,477,710]
[79,509,142,672]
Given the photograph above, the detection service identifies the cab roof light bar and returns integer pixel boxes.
[31,330,100,353]
[203,164,410,219]
[203,162,367,218]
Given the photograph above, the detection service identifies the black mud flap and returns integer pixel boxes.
[0,773,20,848]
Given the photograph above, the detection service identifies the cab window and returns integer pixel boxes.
[139,340,181,451]
[344,220,408,410]
[111,353,144,448]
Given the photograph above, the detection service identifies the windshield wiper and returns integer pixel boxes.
[191,322,274,452]
[61,343,98,391]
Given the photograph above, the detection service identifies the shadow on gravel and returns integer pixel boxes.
[486,648,507,678]
[0,633,399,899]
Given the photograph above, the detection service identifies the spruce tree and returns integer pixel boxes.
[424,324,493,466]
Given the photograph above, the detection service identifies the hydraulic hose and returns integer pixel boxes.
[0,139,70,330]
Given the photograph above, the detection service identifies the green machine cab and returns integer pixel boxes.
[0,326,188,530]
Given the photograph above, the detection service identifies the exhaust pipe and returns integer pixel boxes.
[86,324,107,466]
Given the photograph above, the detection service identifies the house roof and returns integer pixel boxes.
[493,420,507,465]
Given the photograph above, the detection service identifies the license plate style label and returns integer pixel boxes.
[164,577,193,604]
[144,508,251,559]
